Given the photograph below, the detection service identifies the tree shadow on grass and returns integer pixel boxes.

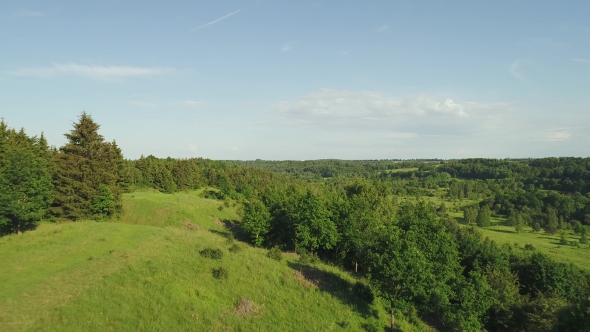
[287,262,375,319]
[487,228,517,234]
[208,219,250,243]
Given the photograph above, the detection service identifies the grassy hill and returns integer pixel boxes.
[0,190,431,332]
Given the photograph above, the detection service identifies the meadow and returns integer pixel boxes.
[0,190,432,332]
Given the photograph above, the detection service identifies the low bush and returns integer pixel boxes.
[212,267,229,279]
[229,244,241,253]
[200,248,223,260]
[298,250,320,265]
[267,246,282,261]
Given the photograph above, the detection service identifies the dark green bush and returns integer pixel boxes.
[229,244,241,253]
[352,281,374,303]
[200,248,223,260]
[212,267,229,279]
[298,250,320,265]
[362,317,383,332]
[267,246,282,261]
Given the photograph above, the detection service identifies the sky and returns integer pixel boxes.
[1,0,589,160]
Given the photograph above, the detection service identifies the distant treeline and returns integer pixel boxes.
[227,159,440,180]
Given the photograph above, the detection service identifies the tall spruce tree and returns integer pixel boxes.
[51,112,123,220]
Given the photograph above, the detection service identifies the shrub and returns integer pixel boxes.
[266,246,283,261]
[524,244,535,251]
[300,252,320,265]
[212,267,229,279]
[218,205,224,211]
[352,281,375,303]
[229,244,242,253]
[226,233,235,245]
[200,248,223,260]
[362,317,383,332]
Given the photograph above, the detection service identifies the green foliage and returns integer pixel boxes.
[364,203,461,321]
[476,205,492,227]
[544,209,560,235]
[298,250,320,265]
[293,190,338,252]
[555,298,590,332]
[0,123,53,234]
[560,231,568,245]
[211,266,229,279]
[463,205,478,225]
[242,199,271,246]
[51,112,123,220]
[266,246,282,261]
[361,317,384,332]
[90,184,116,219]
[580,228,588,244]
[199,248,223,260]
[228,244,241,253]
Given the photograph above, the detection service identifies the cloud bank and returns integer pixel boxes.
[10,63,171,80]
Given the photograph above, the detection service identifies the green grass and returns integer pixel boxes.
[476,223,590,270]
[0,190,431,332]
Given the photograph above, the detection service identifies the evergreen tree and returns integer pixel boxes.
[51,112,123,220]
[0,123,53,234]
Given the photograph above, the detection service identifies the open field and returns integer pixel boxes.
[398,194,590,270]
[477,224,590,270]
[0,190,430,332]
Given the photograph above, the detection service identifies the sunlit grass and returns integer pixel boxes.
[0,190,432,332]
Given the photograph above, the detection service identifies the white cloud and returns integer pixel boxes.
[375,25,389,32]
[545,131,571,141]
[510,62,525,82]
[188,144,198,152]
[272,89,471,121]
[281,44,291,52]
[12,9,45,18]
[270,89,513,138]
[182,100,207,108]
[129,101,156,107]
[572,58,590,64]
[10,63,170,80]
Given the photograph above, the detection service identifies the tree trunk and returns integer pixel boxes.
[355,260,358,273]
[390,310,395,331]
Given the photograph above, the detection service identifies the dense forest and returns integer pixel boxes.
[1,114,590,331]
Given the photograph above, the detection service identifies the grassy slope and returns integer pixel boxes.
[0,190,429,332]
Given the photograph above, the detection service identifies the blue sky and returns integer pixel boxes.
[1,0,589,160]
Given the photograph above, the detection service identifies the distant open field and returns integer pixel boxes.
[478,224,590,270]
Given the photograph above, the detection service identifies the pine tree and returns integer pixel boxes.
[51,112,123,220]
